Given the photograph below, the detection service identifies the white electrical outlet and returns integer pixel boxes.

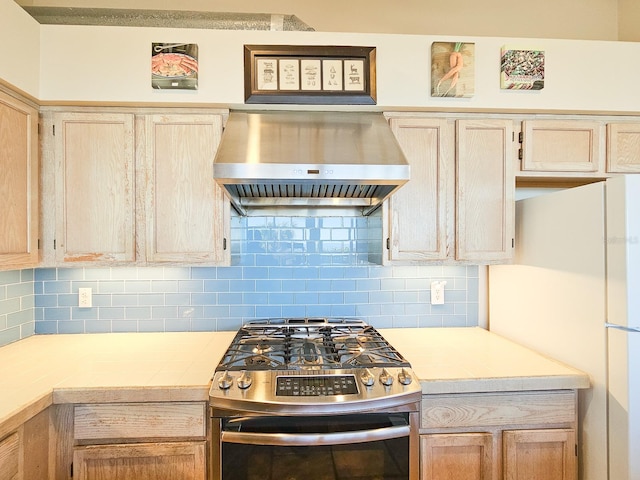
[430,281,446,305]
[78,287,92,308]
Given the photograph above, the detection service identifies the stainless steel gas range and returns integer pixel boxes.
[209,318,421,480]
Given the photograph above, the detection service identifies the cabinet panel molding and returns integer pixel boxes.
[456,119,515,261]
[73,441,206,480]
[421,432,494,480]
[0,91,39,270]
[142,114,228,263]
[386,117,454,262]
[421,391,576,429]
[503,429,576,480]
[22,407,50,480]
[607,123,640,173]
[74,402,206,440]
[54,112,136,263]
[0,432,19,480]
[521,120,602,173]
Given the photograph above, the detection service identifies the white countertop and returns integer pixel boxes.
[381,327,589,394]
[0,327,589,437]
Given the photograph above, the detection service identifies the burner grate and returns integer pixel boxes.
[215,318,411,372]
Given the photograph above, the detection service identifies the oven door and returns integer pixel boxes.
[214,413,411,480]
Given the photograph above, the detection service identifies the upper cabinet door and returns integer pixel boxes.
[0,91,39,270]
[456,119,515,262]
[607,123,640,173]
[142,114,228,264]
[54,112,136,264]
[520,120,603,172]
[386,117,454,262]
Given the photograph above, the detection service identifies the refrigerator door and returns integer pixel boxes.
[606,175,640,480]
[489,181,608,480]
[607,327,640,480]
[606,175,640,331]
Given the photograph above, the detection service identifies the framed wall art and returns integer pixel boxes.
[243,45,376,104]
[431,41,475,98]
[500,46,545,90]
[151,43,198,90]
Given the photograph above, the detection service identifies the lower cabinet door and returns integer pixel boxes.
[73,441,206,480]
[503,429,576,480]
[421,432,494,480]
[0,432,19,480]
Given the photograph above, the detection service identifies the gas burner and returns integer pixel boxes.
[215,318,411,372]
[244,356,275,367]
[251,343,273,356]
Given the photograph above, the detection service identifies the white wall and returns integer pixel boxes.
[35,25,640,114]
[2,0,640,113]
[16,0,621,41]
[0,0,40,96]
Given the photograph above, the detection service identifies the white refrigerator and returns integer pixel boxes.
[488,175,640,480]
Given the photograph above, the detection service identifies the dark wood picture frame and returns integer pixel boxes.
[244,45,377,105]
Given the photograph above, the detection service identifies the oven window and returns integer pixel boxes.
[220,414,410,480]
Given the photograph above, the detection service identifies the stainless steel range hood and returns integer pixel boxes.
[213,111,410,216]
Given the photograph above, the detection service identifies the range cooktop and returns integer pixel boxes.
[215,317,411,372]
[209,318,422,415]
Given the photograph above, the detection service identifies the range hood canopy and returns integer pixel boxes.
[213,111,410,216]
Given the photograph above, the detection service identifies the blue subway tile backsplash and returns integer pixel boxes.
[0,214,480,347]
[28,262,478,338]
[0,269,35,346]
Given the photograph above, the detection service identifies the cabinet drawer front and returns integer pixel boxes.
[421,391,575,429]
[73,441,206,480]
[521,120,602,172]
[0,432,19,480]
[74,402,206,440]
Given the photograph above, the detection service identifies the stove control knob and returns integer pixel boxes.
[398,369,413,386]
[237,371,252,389]
[360,369,375,387]
[218,371,233,390]
[379,368,394,387]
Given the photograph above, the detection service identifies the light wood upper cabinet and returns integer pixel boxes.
[0,91,39,270]
[456,119,515,262]
[607,123,640,173]
[53,112,136,264]
[141,114,228,264]
[386,117,454,262]
[41,108,230,266]
[384,115,514,264]
[519,120,603,173]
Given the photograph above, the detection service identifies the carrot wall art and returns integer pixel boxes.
[431,41,475,98]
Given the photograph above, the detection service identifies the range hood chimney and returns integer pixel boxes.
[213,111,410,216]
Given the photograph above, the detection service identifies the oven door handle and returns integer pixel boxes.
[221,424,410,446]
